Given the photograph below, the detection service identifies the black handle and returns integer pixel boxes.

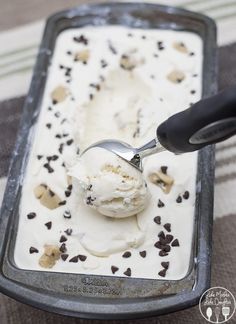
[157,86,236,154]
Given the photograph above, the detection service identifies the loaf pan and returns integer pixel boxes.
[0,2,217,319]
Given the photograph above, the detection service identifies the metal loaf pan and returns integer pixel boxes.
[0,2,217,320]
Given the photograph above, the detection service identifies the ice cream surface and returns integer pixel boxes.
[69,147,149,218]
[14,26,202,279]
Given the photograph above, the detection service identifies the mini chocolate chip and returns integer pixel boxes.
[142,35,146,39]
[159,236,168,245]
[193,73,198,77]
[64,228,73,235]
[61,118,67,124]
[89,94,94,100]
[62,162,66,167]
[189,52,195,56]
[190,90,196,94]
[69,255,79,263]
[59,243,67,253]
[47,156,52,162]
[183,190,190,199]
[52,99,57,105]
[60,235,67,243]
[48,107,52,111]
[176,196,182,203]
[159,250,168,257]
[171,239,180,247]
[161,261,169,269]
[46,123,51,129]
[67,51,72,55]
[67,184,73,191]
[164,223,171,232]
[29,247,38,254]
[65,69,71,77]
[165,234,174,243]
[63,210,71,219]
[161,166,168,174]
[157,41,164,50]
[86,196,95,205]
[59,143,64,154]
[45,221,52,230]
[73,35,88,45]
[59,64,64,69]
[78,254,87,262]
[27,212,36,219]
[61,253,68,261]
[154,241,163,249]
[65,190,71,197]
[158,199,165,208]
[153,53,159,58]
[154,216,161,225]
[43,163,54,173]
[111,265,119,274]
[101,59,108,68]
[158,269,167,277]
[51,155,59,161]
[122,251,131,258]
[139,250,146,258]
[124,267,131,277]
[63,133,69,137]
[162,245,171,252]
[48,189,55,197]
[91,83,101,91]
[158,231,165,239]
[37,155,43,160]
[66,139,74,146]
[55,134,62,139]
[59,200,66,206]
[54,111,61,118]
[108,41,117,54]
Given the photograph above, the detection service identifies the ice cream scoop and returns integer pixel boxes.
[83,87,236,171]
[69,147,149,218]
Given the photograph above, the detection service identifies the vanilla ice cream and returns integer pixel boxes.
[14,26,202,280]
[69,147,149,218]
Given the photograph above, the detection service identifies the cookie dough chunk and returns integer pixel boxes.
[51,85,69,104]
[74,49,90,64]
[148,169,174,194]
[120,49,145,71]
[167,70,185,84]
[39,245,61,268]
[173,41,188,53]
[34,184,62,209]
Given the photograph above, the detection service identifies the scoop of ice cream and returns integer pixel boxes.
[69,147,149,218]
